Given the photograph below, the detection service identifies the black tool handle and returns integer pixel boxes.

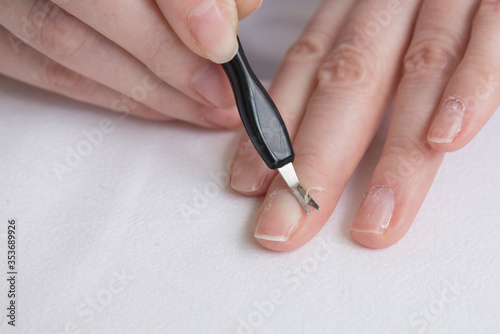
[222,39,294,170]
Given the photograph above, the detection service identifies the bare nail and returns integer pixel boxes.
[254,191,302,242]
[351,186,395,235]
[428,98,465,144]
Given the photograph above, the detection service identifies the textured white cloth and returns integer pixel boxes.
[1,1,500,333]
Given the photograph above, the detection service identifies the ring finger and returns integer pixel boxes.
[351,0,488,248]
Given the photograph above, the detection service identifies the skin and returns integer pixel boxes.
[0,0,262,124]
[0,0,498,250]
[230,0,500,251]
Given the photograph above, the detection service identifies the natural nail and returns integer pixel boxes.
[351,186,395,235]
[254,191,302,242]
[428,98,465,143]
[188,0,238,63]
[231,141,269,192]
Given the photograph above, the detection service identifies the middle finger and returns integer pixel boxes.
[230,0,356,193]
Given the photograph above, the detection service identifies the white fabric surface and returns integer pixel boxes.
[1,1,500,333]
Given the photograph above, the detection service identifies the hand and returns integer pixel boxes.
[230,0,500,250]
[0,0,261,126]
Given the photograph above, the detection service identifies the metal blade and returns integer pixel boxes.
[277,163,320,214]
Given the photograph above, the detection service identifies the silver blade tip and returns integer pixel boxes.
[278,163,320,214]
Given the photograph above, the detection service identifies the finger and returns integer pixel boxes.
[427,0,500,151]
[0,0,240,127]
[0,28,170,121]
[350,0,480,248]
[230,0,356,194]
[252,0,421,251]
[51,0,236,110]
[155,0,240,63]
[235,0,263,20]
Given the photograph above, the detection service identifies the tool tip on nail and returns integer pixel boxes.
[277,163,320,214]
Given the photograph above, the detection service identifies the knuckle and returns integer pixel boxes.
[403,37,459,76]
[27,0,60,21]
[317,42,382,91]
[31,2,91,61]
[142,34,180,72]
[284,28,330,64]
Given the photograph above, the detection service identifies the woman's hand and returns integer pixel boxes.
[230,0,500,250]
[0,0,261,125]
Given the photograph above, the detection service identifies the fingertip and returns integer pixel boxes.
[254,238,302,252]
[253,217,327,252]
[350,212,412,249]
[236,0,263,20]
[230,176,270,196]
[187,0,239,63]
[229,139,274,194]
[350,230,401,249]
[230,168,274,196]
[427,134,469,152]
[350,185,410,249]
[251,183,330,252]
[206,42,239,64]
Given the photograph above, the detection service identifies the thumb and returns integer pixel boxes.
[156,0,261,64]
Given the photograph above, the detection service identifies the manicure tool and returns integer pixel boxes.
[222,38,319,214]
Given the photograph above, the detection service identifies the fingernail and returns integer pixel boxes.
[192,63,236,109]
[188,0,238,63]
[231,141,269,192]
[428,98,465,143]
[351,186,395,235]
[254,191,302,242]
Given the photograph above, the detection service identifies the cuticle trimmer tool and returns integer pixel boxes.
[222,37,319,214]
